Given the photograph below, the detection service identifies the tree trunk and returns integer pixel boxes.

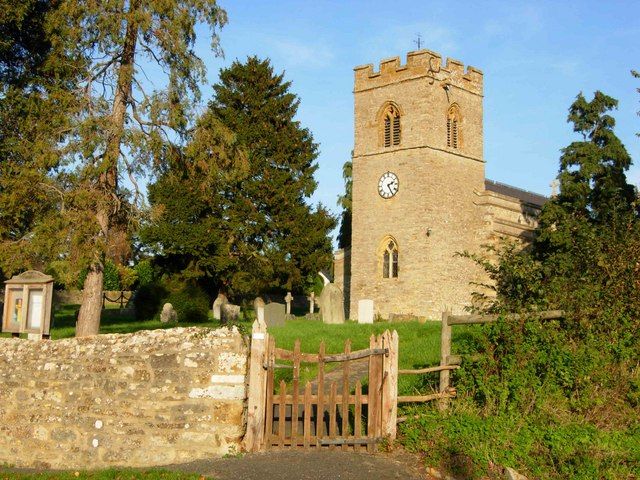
[75,0,139,337]
[76,267,104,337]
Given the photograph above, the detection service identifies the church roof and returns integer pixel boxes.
[485,179,548,207]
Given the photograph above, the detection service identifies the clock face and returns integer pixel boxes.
[378,171,399,199]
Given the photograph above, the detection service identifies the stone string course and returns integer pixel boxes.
[0,327,248,469]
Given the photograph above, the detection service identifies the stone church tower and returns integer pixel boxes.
[336,50,546,321]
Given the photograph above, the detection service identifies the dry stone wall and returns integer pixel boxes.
[0,327,248,469]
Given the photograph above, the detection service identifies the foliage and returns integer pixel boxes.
[0,0,80,280]
[144,57,335,297]
[400,406,639,480]
[133,277,209,323]
[337,159,352,249]
[133,282,170,321]
[399,92,640,479]
[102,260,121,291]
[117,264,138,291]
[1,0,228,336]
[164,279,210,323]
[134,259,155,287]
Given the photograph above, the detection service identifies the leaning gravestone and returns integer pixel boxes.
[160,303,178,323]
[212,293,228,321]
[318,283,345,324]
[357,299,374,324]
[253,297,265,323]
[221,303,241,324]
[264,302,286,328]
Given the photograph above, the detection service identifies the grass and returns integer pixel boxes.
[0,469,206,479]
[267,318,442,395]
[1,303,456,395]
[0,304,222,340]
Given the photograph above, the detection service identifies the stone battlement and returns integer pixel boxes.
[354,49,483,95]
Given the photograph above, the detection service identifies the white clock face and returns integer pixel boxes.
[378,171,399,199]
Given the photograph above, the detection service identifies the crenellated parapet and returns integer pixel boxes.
[354,49,483,95]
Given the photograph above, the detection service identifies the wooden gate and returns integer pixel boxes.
[243,320,398,452]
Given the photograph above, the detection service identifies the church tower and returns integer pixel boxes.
[348,50,488,320]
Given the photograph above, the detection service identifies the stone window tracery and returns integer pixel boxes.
[381,238,399,279]
[447,104,461,149]
[382,104,401,147]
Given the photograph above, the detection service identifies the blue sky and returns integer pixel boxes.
[189,0,640,237]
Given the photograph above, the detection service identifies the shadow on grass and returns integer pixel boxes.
[48,304,225,340]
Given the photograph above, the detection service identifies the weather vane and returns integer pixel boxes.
[414,33,423,50]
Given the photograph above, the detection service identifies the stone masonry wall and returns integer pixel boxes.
[349,50,487,320]
[0,327,248,469]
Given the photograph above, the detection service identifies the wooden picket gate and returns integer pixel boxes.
[243,320,398,452]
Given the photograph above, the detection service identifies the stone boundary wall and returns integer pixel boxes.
[0,327,249,469]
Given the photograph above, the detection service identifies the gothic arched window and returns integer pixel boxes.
[382,104,401,147]
[381,238,399,279]
[447,104,461,149]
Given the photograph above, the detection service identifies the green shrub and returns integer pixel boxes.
[165,282,210,323]
[134,259,154,287]
[133,278,210,323]
[133,282,169,321]
[102,260,120,290]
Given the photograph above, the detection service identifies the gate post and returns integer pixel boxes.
[438,310,452,411]
[242,318,269,452]
[381,330,399,439]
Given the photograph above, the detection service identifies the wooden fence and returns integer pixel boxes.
[243,319,399,452]
[243,309,566,451]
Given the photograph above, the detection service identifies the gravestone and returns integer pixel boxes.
[284,292,293,315]
[160,303,177,323]
[307,292,316,314]
[357,299,374,324]
[212,293,228,321]
[253,297,265,323]
[318,283,345,324]
[221,303,241,324]
[264,302,286,328]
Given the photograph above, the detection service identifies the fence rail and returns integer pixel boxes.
[438,309,564,409]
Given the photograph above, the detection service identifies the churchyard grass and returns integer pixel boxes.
[1,305,478,396]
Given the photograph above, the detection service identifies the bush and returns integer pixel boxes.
[165,282,210,323]
[133,277,210,323]
[134,259,154,287]
[103,260,121,290]
[133,281,169,321]
[117,264,138,290]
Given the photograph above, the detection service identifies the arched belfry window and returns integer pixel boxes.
[447,104,461,149]
[381,104,401,147]
[380,237,399,279]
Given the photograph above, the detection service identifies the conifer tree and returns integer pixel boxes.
[0,0,80,284]
[537,91,636,253]
[0,0,228,336]
[337,160,352,249]
[145,57,335,296]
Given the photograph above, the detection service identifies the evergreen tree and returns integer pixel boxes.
[537,91,636,254]
[0,0,81,284]
[337,159,352,249]
[145,57,335,296]
[1,0,228,336]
